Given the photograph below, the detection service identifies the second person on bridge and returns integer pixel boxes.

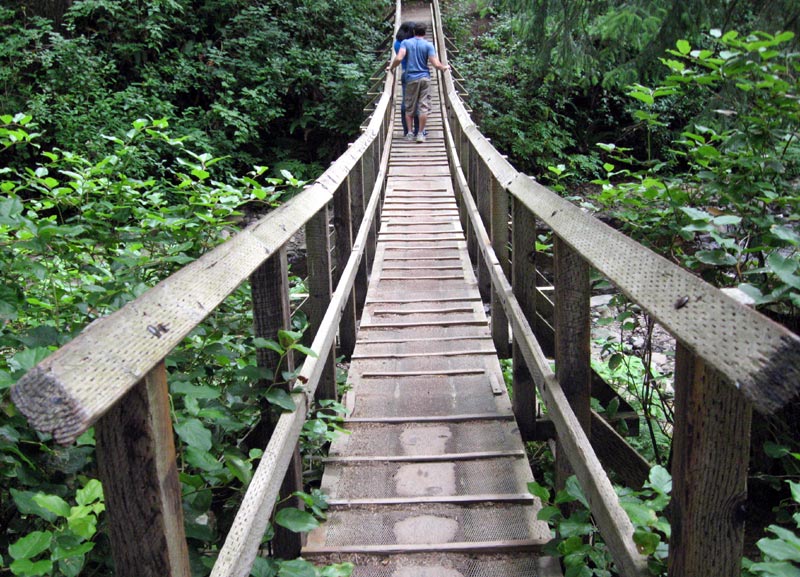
[387,22,449,143]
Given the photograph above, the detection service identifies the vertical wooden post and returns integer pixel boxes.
[476,158,492,303]
[332,180,357,358]
[669,343,751,577]
[466,143,479,263]
[490,178,510,357]
[250,248,303,558]
[553,236,592,492]
[95,361,191,577]
[511,197,539,441]
[362,141,377,272]
[305,206,337,401]
[349,162,369,315]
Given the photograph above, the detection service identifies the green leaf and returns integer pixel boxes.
[537,506,562,522]
[621,501,658,527]
[175,418,213,451]
[757,535,800,562]
[75,479,103,506]
[564,476,589,509]
[12,490,58,522]
[647,465,672,495]
[251,557,279,577]
[278,330,303,349]
[290,343,318,358]
[748,561,800,577]
[633,528,662,555]
[185,446,223,472]
[772,225,800,246]
[679,206,712,222]
[767,253,800,289]
[10,558,54,576]
[676,39,692,54]
[254,338,284,355]
[266,388,297,412]
[67,511,97,540]
[225,452,253,486]
[528,481,551,502]
[32,494,71,518]
[274,508,319,533]
[319,563,354,577]
[171,382,221,399]
[9,531,52,560]
[695,249,737,266]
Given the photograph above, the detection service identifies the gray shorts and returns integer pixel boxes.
[404,77,431,116]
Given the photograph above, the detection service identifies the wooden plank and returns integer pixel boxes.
[359,320,487,329]
[95,362,191,577]
[553,237,592,492]
[360,368,486,378]
[351,349,495,360]
[476,157,492,302]
[668,343,751,577]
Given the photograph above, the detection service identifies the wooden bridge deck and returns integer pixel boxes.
[303,64,561,577]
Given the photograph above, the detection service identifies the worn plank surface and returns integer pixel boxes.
[302,26,560,576]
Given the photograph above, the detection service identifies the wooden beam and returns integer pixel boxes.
[491,178,511,357]
[668,343,751,577]
[95,362,191,577]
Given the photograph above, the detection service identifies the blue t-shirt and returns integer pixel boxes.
[401,37,435,81]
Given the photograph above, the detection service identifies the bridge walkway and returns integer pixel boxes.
[302,52,562,577]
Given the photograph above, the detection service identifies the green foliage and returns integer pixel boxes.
[530,466,671,576]
[0,0,391,174]
[743,452,800,577]
[8,479,104,577]
[593,30,800,313]
[0,119,350,575]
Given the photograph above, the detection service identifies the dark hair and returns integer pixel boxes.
[396,21,415,42]
[413,23,426,37]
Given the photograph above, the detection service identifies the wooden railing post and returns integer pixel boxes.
[362,141,377,271]
[490,177,510,357]
[553,236,592,491]
[249,248,303,558]
[511,196,539,441]
[95,361,191,577]
[305,206,337,401]
[476,158,492,302]
[350,157,369,314]
[332,180,357,358]
[466,141,479,263]
[669,343,752,577]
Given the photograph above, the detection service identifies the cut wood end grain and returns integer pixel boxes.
[11,365,90,445]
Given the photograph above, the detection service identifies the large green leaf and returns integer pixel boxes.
[175,418,213,451]
[32,494,70,518]
[274,508,319,533]
[9,531,52,560]
[266,388,297,412]
[278,559,318,577]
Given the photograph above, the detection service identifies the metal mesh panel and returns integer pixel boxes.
[349,375,502,418]
[345,554,544,577]
[322,504,538,546]
[324,458,529,499]
[330,421,522,457]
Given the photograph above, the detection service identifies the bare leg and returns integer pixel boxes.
[418,114,428,133]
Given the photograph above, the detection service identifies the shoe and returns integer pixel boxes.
[404,133,414,141]
[416,133,426,143]
[422,130,428,136]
